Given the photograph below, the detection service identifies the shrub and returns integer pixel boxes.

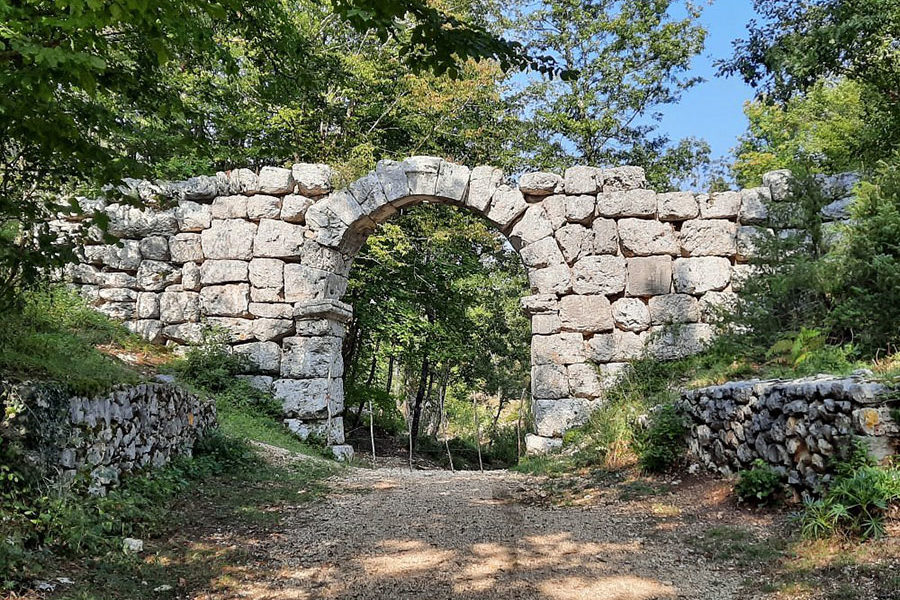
[735,459,784,504]
[171,325,250,392]
[638,403,689,473]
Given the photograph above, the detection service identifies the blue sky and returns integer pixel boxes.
[656,0,760,161]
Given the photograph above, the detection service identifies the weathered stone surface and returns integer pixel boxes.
[520,236,566,269]
[567,363,603,398]
[169,233,203,263]
[565,195,595,224]
[181,262,201,291]
[253,219,304,258]
[736,225,772,262]
[531,313,563,335]
[730,264,758,292]
[541,194,567,229]
[136,292,159,320]
[519,172,562,196]
[200,260,248,285]
[509,205,553,247]
[486,185,528,228]
[435,161,470,202]
[283,264,347,302]
[564,166,600,195]
[648,294,700,324]
[599,166,647,192]
[617,218,678,256]
[466,166,503,213]
[587,330,647,362]
[136,260,180,291]
[205,317,256,343]
[626,256,672,297]
[246,195,282,220]
[199,284,249,317]
[99,287,137,302]
[679,219,737,257]
[126,319,163,343]
[699,290,738,322]
[520,294,558,315]
[648,323,713,359]
[763,169,793,202]
[657,192,699,221]
[673,257,732,294]
[96,271,138,289]
[139,236,169,261]
[274,377,342,417]
[280,194,314,224]
[532,333,586,365]
[739,187,770,224]
[211,195,248,219]
[96,301,135,320]
[821,197,854,221]
[250,286,283,303]
[555,224,594,264]
[248,258,284,290]
[597,189,656,218]
[162,322,204,344]
[201,219,257,260]
[611,297,651,332]
[234,341,281,374]
[232,168,260,195]
[292,163,333,196]
[280,336,342,379]
[528,263,572,295]
[591,218,619,254]
[402,156,441,196]
[159,291,200,324]
[175,201,211,232]
[253,318,294,342]
[534,398,593,437]
[236,375,274,392]
[106,204,177,237]
[525,434,562,455]
[532,364,569,399]
[103,240,143,270]
[258,166,294,195]
[571,255,626,295]
[699,191,741,219]
[249,302,293,319]
[559,294,613,333]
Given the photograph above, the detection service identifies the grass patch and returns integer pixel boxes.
[692,525,786,567]
[0,286,163,395]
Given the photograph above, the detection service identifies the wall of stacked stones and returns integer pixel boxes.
[52,156,857,451]
[1,380,217,495]
[681,375,899,491]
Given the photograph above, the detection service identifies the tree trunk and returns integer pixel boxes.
[385,353,394,394]
[351,341,380,427]
[409,354,430,456]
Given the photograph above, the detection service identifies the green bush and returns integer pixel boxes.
[171,325,250,392]
[638,403,689,473]
[735,459,785,504]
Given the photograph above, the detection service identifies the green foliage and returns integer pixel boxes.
[763,329,857,377]
[638,403,689,474]
[0,285,147,395]
[735,460,785,505]
[170,326,249,392]
[800,442,900,540]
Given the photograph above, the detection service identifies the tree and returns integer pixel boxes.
[505,0,710,188]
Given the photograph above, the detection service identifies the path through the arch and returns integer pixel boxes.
[212,458,773,599]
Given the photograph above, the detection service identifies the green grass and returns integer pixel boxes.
[0,286,158,395]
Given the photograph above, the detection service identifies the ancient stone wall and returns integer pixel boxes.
[681,375,899,491]
[1,380,217,494]
[51,157,858,451]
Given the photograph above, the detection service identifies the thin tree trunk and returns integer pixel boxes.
[409,354,430,455]
[352,343,379,427]
[439,368,454,472]
[385,353,394,394]
[473,395,483,472]
[368,396,376,468]
[516,388,526,461]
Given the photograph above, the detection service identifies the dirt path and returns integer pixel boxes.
[222,465,761,600]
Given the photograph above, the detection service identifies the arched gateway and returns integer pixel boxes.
[61,156,772,456]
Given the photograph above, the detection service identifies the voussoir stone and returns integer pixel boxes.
[201,219,257,260]
[611,297,651,332]
[466,166,503,213]
[486,185,528,229]
[617,218,679,256]
[435,161,470,203]
[673,257,732,294]
[626,256,672,297]
[509,205,553,248]
[402,156,442,196]
[571,255,626,295]
[558,294,613,333]
[519,172,562,196]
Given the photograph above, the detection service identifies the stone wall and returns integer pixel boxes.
[681,374,899,491]
[1,379,217,494]
[50,157,858,450]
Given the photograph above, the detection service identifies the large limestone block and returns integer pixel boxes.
[626,256,672,297]
[302,204,348,249]
[611,297,651,332]
[559,294,613,333]
[528,263,572,295]
[564,166,601,195]
[234,341,281,374]
[596,189,656,218]
[587,329,647,362]
[253,318,294,342]
[232,168,260,195]
[591,218,619,254]
[599,166,647,192]
[533,398,593,437]
[249,302,293,319]
[520,294,559,315]
[349,172,397,224]
[210,195,248,219]
[763,169,793,202]
[159,291,200,324]
[555,224,595,264]
[739,187,770,224]
[169,233,203,263]
[253,219,304,258]
[648,294,700,324]
[246,194,282,220]
[567,363,603,399]
[532,313,563,335]
[541,194,567,229]
[199,283,250,317]
[658,191,699,221]
[136,260,180,291]
[201,219,257,260]
[182,262,201,291]
[250,286,284,303]
[206,316,257,343]
[565,194,595,224]
[509,205,553,248]
[730,263,759,292]
[139,236,169,261]
[525,434,562,455]
[531,364,569,399]
[699,290,739,322]
[103,240,143,270]
[435,161,470,203]
[673,257,732,294]
[258,166,294,195]
[283,264,347,302]
[571,255,626,295]
[313,190,366,228]
[679,219,737,257]
[698,191,741,219]
[175,201,211,232]
[248,258,284,290]
[618,218,678,256]
[200,259,249,285]
[162,322,204,344]
[280,336,342,379]
[276,378,343,419]
[519,236,566,269]
[95,301,135,320]
[136,292,159,320]
[374,160,409,202]
[125,319,163,344]
[105,204,177,237]
[648,323,713,360]
[531,333,586,365]
[292,163,333,196]
[519,172,562,196]
[96,270,138,289]
[402,156,441,196]
[486,185,528,229]
[99,287,137,302]
[736,225,773,262]
[280,194,314,224]
[466,166,503,213]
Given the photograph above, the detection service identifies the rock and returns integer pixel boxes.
[99,287,137,302]
[169,233,203,263]
[402,156,441,196]
[519,172,562,196]
[200,260,249,285]
[162,322,205,344]
[532,364,569,399]
[565,194,595,224]
[122,538,143,554]
[257,166,294,195]
[534,397,593,437]
[611,297,651,332]
[232,168,260,195]
[211,195,248,219]
[253,219,304,258]
[175,201,212,232]
[648,323,712,359]
[763,169,793,202]
[106,204,177,237]
[648,294,700,325]
[558,294,613,333]
[248,258,284,290]
[182,262,201,291]
[571,255,626,295]
[136,260,180,291]
[331,445,355,462]
[739,187,770,224]
[567,363,603,398]
[625,256,672,297]
[587,329,646,362]
[525,433,562,455]
[435,161,470,202]
[591,218,619,254]
[673,257,732,294]
[617,218,679,256]
[280,336,342,379]
[199,284,249,317]
[657,191,699,221]
[486,185,528,228]
[821,197,854,221]
[680,219,737,257]
[246,194,282,220]
[159,291,200,324]
[531,333,586,365]
[136,292,159,319]
[698,191,741,219]
[520,236,566,269]
[253,318,294,342]
[125,319,163,343]
[736,225,772,262]
[555,224,593,264]
[508,205,553,247]
[520,294,558,315]
[283,264,347,302]
[292,163,333,196]
[103,240,143,270]
[274,377,342,417]
[597,189,656,218]
[564,166,601,194]
[599,166,647,191]
[280,194,315,224]
[466,166,503,213]
[698,290,738,322]
[233,341,281,374]
[528,263,572,295]
[532,313,562,335]
[139,236,169,261]
[249,302,293,319]
[201,219,257,260]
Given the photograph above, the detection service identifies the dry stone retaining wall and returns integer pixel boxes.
[2,379,217,494]
[681,375,899,491]
[51,158,858,452]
